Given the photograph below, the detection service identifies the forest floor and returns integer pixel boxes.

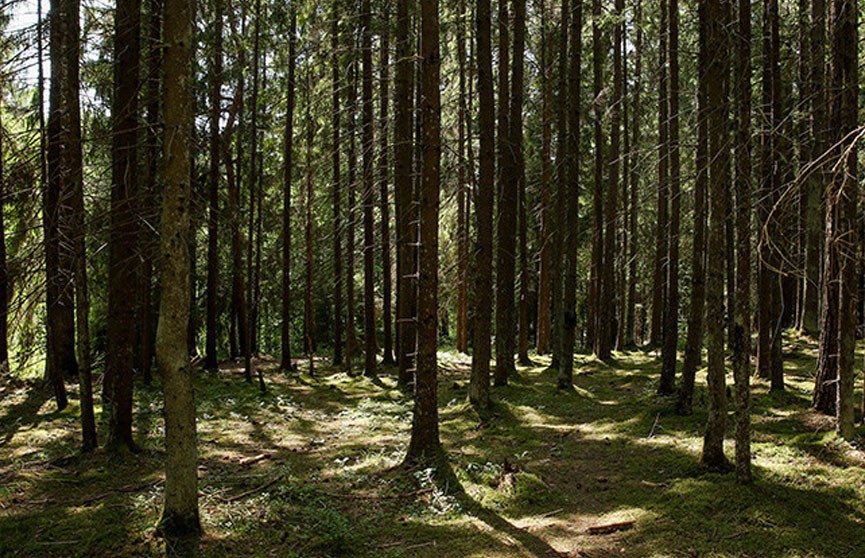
[2,334,865,557]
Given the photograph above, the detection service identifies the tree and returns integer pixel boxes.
[558,0,581,388]
[512,0,529,366]
[827,0,857,440]
[590,0,607,359]
[732,0,753,483]
[625,0,642,348]
[701,0,731,470]
[331,2,344,367]
[405,0,442,464]
[659,0,680,395]
[456,0,470,355]
[0,94,7,372]
[205,0,223,372]
[535,0,552,356]
[379,7,395,365]
[650,0,669,349]
[494,0,515,385]
[678,0,709,415]
[362,0,377,378]
[470,0,495,408]
[304,62,316,370]
[281,6,297,372]
[155,0,200,533]
[395,0,416,387]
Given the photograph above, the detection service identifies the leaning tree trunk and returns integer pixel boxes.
[156,0,200,533]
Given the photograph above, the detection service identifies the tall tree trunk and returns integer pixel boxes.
[139,0,163,384]
[395,0,415,386]
[494,0,516,385]
[549,0,569,369]
[456,0,470,355]
[828,0,857,439]
[558,0,581,387]
[650,0,669,349]
[470,0,495,408]
[379,8,395,364]
[362,0,378,378]
[536,0,552,356]
[0,100,7,372]
[625,0,641,347]
[591,0,608,359]
[801,0,825,336]
[331,4,344,367]
[678,2,708,415]
[659,0,680,394]
[304,66,316,369]
[107,0,142,450]
[405,0,442,465]
[701,0,730,470]
[281,8,297,371]
[204,0,223,372]
[346,56,359,374]
[512,0,529,366]
[46,0,76,410]
[732,0,753,483]
[156,0,200,532]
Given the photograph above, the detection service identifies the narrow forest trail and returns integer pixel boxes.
[2,337,865,557]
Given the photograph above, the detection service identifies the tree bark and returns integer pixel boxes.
[281,8,297,372]
[362,0,378,378]
[156,0,200,533]
[701,0,730,470]
[650,0,669,349]
[380,7,395,365]
[331,4,344,367]
[591,0,608,360]
[536,0,552,356]
[625,0,641,347]
[204,0,222,372]
[470,0,495,408]
[405,0,442,465]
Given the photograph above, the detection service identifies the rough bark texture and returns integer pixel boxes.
[470,0,494,408]
[331,6,344,367]
[701,0,730,470]
[625,0,641,347]
[379,9,395,365]
[156,0,200,533]
[590,0,607,360]
[107,0,142,450]
[733,0,753,483]
[536,0,552,356]
[456,0,470,355]
[405,0,442,464]
[494,0,515,385]
[514,0,530,366]
[650,0,669,349]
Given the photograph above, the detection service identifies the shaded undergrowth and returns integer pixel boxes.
[2,335,865,557]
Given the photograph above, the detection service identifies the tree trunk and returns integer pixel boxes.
[470,0,495,408]
[346,55,359,374]
[650,0,669,349]
[107,0,142,450]
[536,0,552,356]
[558,0,581,387]
[380,8,395,365]
[678,2,708,415]
[591,0,608,360]
[511,0,529,366]
[204,0,222,372]
[456,0,470,355]
[405,0,442,465]
[362,0,378,378]
[494,0,516,385]
[732,0,753,483]
[625,0,641,347]
[659,0,680,394]
[304,66,316,370]
[331,4,344,367]
[702,0,730,470]
[156,0,200,533]
[281,8,297,372]
[395,0,416,386]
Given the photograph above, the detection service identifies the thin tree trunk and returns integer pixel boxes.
[536,0,552,356]
[331,4,344,367]
[304,66,316,371]
[362,0,378,378]
[346,56,359,374]
[650,0,669,349]
[625,0,641,347]
[204,0,223,371]
[456,0,470,355]
[512,0,529,366]
[591,0,608,360]
[659,0,680,394]
[380,8,395,364]
[281,8,297,371]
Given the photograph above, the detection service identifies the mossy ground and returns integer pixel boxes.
[2,334,865,557]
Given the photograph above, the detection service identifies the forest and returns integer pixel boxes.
[0,0,864,555]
